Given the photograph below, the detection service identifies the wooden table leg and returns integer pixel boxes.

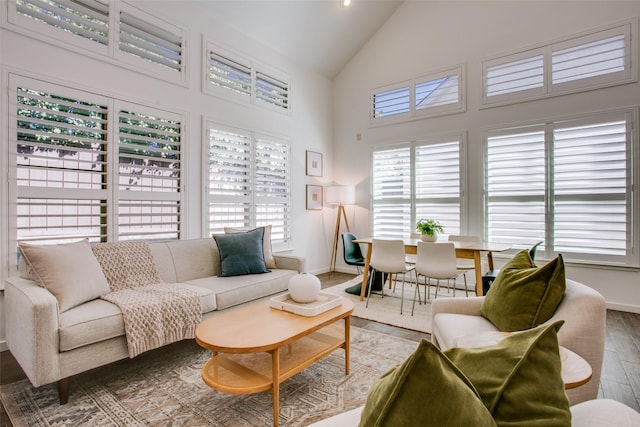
[272,349,280,427]
[344,315,351,375]
[359,244,372,301]
[474,252,483,296]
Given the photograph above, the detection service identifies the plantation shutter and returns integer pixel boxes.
[486,127,546,248]
[551,116,629,257]
[371,147,412,238]
[207,128,253,233]
[415,75,459,110]
[485,53,545,98]
[414,141,461,234]
[255,137,290,242]
[372,86,410,118]
[208,52,252,97]
[15,85,109,243]
[256,71,289,110]
[117,109,182,240]
[119,11,182,72]
[16,0,109,45]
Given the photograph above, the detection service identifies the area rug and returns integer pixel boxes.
[0,327,419,427]
[323,275,470,334]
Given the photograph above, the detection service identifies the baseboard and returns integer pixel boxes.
[0,340,7,352]
[606,302,640,314]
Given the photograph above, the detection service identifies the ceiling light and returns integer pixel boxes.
[341,0,352,7]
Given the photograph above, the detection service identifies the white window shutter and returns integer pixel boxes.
[372,147,412,238]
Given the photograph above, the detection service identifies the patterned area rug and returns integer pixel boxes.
[1,327,419,427]
[323,275,470,334]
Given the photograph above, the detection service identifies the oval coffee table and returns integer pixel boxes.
[195,297,354,427]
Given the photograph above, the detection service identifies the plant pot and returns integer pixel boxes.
[421,234,437,242]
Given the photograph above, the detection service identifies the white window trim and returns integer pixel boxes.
[2,0,189,86]
[201,118,292,251]
[370,64,466,127]
[483,108,638,267]
[202,38,292,116]
[481,19,638,108]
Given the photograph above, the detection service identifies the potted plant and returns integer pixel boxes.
[416,219,444,242]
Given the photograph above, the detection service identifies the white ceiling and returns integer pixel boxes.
[196,0,404,78]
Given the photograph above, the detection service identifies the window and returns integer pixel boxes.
[204,41,290,112]
[206,123,291,247]
[371,138,463,238]
[7,0,187,84]
[485,110,635,266]
[11,75,184,246]
[483,21,635,106]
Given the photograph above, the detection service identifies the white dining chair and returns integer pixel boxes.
[368,239,415,315]
[412,242,465,315]
[447,234,481,297]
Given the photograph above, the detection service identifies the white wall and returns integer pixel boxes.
[332,0,640,313]
[0,1,338,349]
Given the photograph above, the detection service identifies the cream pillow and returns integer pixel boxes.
[224,225,276,269]
[19,239,111,312]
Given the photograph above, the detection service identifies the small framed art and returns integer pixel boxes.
[306,150,323,177]
[306,185,323,210]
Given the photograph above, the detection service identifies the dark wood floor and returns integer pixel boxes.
[1,272,638,426]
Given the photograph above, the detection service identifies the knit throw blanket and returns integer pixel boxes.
[92,241,201,358]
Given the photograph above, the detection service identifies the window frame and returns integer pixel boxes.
[370,134,467,238]
[483,108,638,267]
[482,19,637,107]
[203,120,292,251]
[370,64,466,126]
[3,0,189,86]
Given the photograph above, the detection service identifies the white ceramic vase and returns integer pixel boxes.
[288,273,321,303]
[421,234,438,242]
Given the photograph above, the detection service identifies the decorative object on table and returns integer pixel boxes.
[305,150,323,176]
[326,185,356,276]
[306,184,323,210]
[288,272,322,303]
[416,219,444,242]
[270,292,342,316]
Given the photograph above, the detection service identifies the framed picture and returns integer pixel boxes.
[306,150,323,177]
[306,185,323,210]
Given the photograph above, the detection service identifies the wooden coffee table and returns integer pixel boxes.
[195,297,354,427]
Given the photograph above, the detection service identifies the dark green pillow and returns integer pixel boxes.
[445,321,571,427]
[213,228,270,277]
[480,250,566,331]
[358,340,497,426]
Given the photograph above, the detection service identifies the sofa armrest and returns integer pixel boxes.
[273,254,306,273]
[5,276,62,387]
[431,296,484,324]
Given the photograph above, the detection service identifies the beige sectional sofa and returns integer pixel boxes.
[5,237,305,404]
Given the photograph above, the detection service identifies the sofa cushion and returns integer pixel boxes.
[164,238,221,282]
[213,228,270,277]
[19,239,111,312]
[224,225,276,269]
[185,268,295,310]
[444,321,571,426]
[358,339,497,426]
[480,250,566,331]
[59,283,216,351]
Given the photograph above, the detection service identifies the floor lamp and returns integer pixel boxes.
[327,185,356,277]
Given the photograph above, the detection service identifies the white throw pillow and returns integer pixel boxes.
[19,239,111,312]
[223,225,276,269]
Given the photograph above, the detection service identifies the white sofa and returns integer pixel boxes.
[306,399,640,426]
[431,279,606,406]
[4,237,305,404]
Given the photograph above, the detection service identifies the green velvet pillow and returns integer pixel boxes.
[358,340,497,427]
[480,250,566,331]
[445,321,571,427]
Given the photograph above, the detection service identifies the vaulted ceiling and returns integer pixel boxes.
[194,0,404,78]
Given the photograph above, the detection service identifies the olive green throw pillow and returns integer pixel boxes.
[480,250,566,331]
[445,322,571,427]
[358,340,497,427]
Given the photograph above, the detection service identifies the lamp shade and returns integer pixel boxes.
[326,185,355,205]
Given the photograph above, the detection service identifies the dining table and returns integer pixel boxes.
[352,237,511,300]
